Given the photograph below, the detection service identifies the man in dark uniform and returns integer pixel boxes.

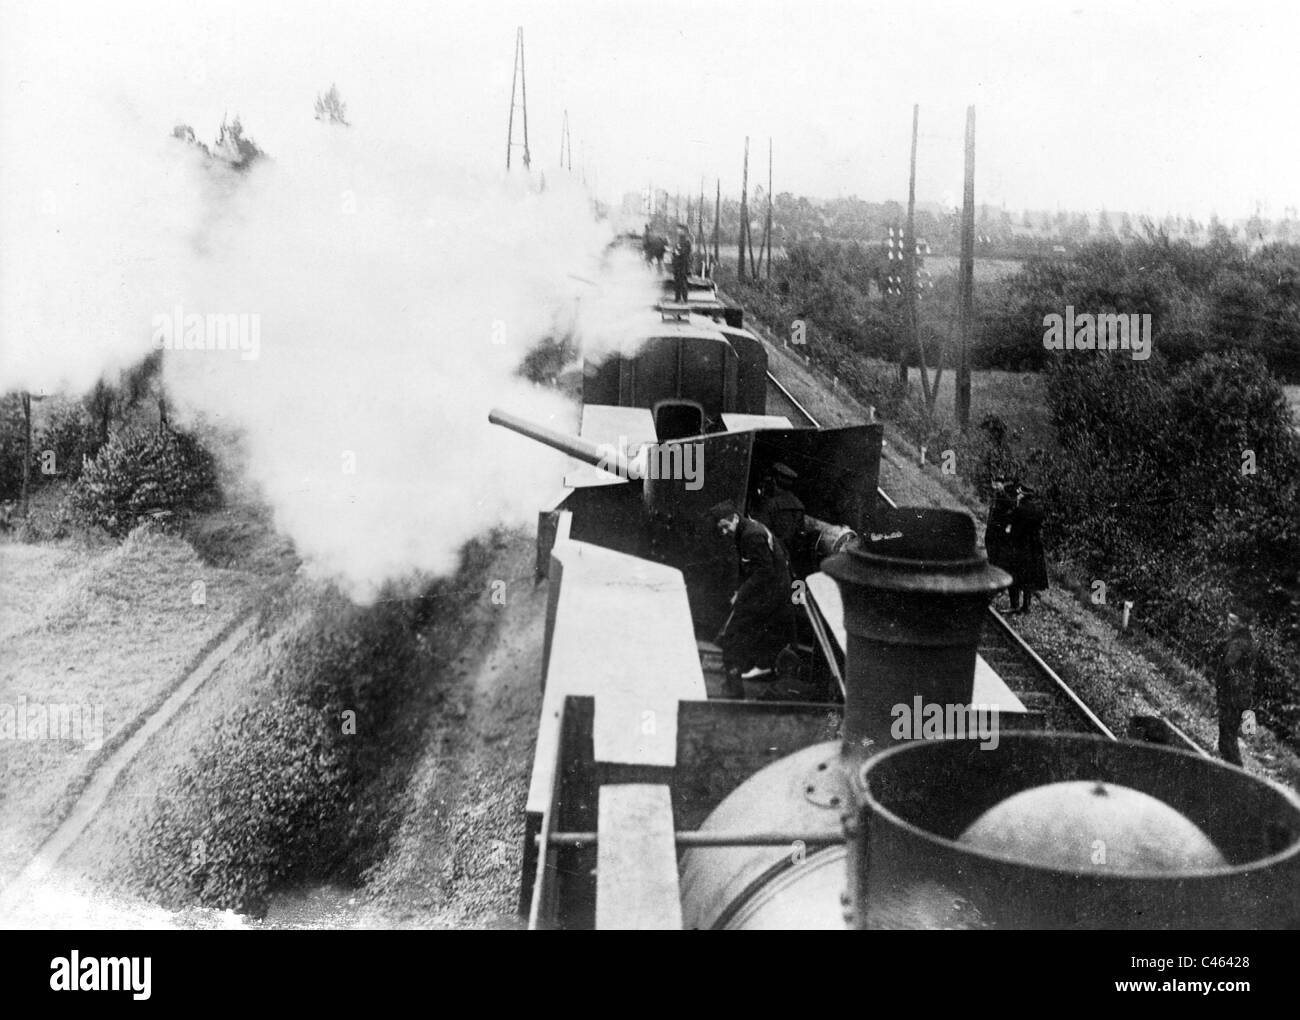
[985,476,1016,605]
[1214,607,1258,766]
[671,224,692,304]
[755,462,806,573]
[707,499,797,698]
[1006,482,1048,614]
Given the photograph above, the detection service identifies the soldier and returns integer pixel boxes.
[1006,482,1048,614]
[707,499,797,698]
[755,462,806,571]
[1214,607,1258,766]
[671,224,692,304]
[985,476,1016,603]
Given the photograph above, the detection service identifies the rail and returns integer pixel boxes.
[765,368,1209,752]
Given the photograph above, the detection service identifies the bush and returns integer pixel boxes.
[137,695,348,916]
[65,425,219,536]
[1040,351,1300,745]
[132,534,502,916]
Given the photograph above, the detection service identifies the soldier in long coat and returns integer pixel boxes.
[1006,483,1049,613]
[985,476,1016,586]
[707,500,797,697]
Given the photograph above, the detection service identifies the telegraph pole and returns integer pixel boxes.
[697,180,705,273]
[19,392,31,518]
[957,105,976,430]
[900,104,919,385]
[713,178,721,274]
[560,110,572,172]
[739,137,750,280]
[505,27,531,170]
[765,138,774,281]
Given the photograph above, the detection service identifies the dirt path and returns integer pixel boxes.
[0,610,261,924]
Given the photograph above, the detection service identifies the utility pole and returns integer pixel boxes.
[560,110,572,172]
[19,392,31,519]
[713,178,721,275]
[900,104,919,387]
[505,27,531,171]
[739,137,750,280]
[697,180,705,274]
[957,105,976,430]
[759,137,769,281]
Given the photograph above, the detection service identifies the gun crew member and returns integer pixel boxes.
[707,499,797,698]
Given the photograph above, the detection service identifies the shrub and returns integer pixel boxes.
[65,425,218,536]
[1041,351,1300,745]
[132,535,502,916]
[137,695,348,916]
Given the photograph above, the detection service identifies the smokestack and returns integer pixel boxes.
[822,508,1009,752]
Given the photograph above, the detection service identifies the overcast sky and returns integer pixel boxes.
[3,0,1298,220]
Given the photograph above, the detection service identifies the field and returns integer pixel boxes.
[0,498,295,890]
[835,353,1056,453]
[923,254,1025,283]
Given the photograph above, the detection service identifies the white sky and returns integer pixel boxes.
[2,0,1298,220]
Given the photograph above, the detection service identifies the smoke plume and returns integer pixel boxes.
[1,80,654,598]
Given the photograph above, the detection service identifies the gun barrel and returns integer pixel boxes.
[488,407,634,478]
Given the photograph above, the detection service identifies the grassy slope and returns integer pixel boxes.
[0,503,293,887]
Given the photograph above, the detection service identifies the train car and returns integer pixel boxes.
[492,481,1300,929]
[487,284,1300,930]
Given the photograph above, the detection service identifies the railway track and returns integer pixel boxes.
[765,370,1206,750]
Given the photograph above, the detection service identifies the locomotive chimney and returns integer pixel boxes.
[821,507,1010,753]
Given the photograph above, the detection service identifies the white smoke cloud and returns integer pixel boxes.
[161,125,617,595]
[0,85,206,394]
[0,65,652,598]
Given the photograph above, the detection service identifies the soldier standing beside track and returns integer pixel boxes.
[1214,607,1258,766]
[984,476,1016,594]
[707,499,797,699]
[1006,482,1049,614]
